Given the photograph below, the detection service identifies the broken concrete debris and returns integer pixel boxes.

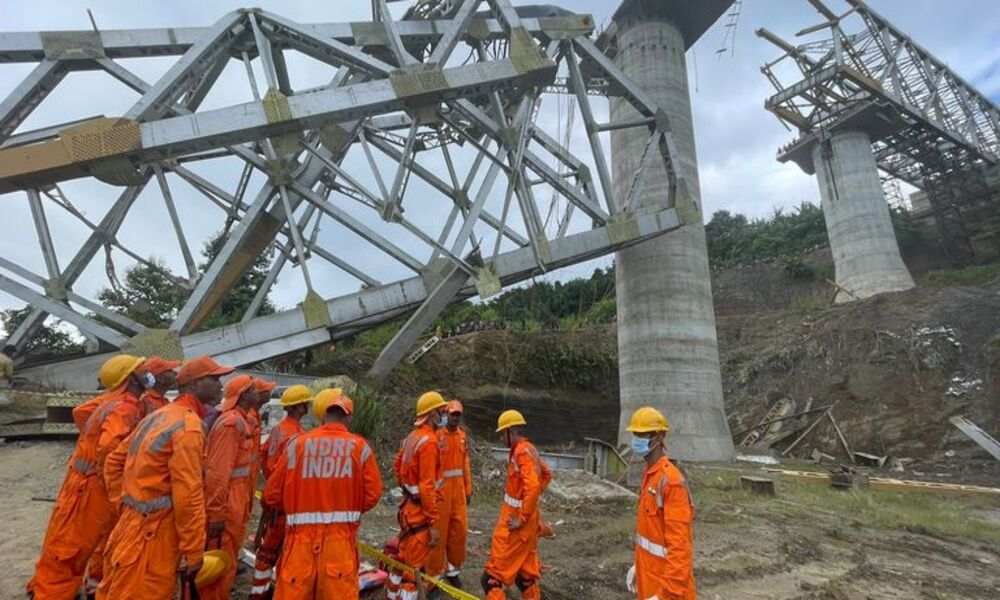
[740,476,776,496]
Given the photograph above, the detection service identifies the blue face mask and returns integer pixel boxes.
[437,412,448,428]
[631,435,653,457]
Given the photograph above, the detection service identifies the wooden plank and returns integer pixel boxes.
[765,469,1000,497]
[827,412,854,463]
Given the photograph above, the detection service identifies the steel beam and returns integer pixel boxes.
[0,17,592,63]
[0,59,65,142]
[5,180,148,350]
[0,272,130,347]
[180,207,681,366]
[368,258,471,381]
[0,256,146,335]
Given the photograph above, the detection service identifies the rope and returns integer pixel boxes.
[358,542,483,600]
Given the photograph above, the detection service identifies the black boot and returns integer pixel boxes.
[445,574,463,589]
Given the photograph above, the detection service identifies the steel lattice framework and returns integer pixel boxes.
[0,0,692,380]
[757,0,1000,187]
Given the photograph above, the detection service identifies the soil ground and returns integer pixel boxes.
[3,435,998,600]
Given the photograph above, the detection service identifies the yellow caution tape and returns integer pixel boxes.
[252,490,481,600]
[358,542,482,600]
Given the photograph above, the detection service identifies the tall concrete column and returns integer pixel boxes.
[610,7,734,461]
[812,130,915,302]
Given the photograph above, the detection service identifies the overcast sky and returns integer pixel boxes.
[0,0,998,336]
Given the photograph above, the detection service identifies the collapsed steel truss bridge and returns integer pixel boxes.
[0,0,692,382]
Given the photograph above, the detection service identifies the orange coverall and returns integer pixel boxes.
[199,406,254,600]
[27,388,141,599]
[388,423,443,600]
[427,426,473,578]
[262,422,383,600]
[96,394,207,600]
[250,416,304,599]
[634,456,696,600]
[139,388,169,418]
[483,438,551,600]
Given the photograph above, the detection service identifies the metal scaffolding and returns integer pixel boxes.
[758,0,1000,260]
[0,1,691,379]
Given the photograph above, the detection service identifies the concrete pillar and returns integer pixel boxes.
[610,11,734,461]
[812,130,915,302]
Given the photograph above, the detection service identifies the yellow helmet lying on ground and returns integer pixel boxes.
[98,354,145,390]
[625,406,670,433]
[194,549,233,589]
[280,384,313,408]
[495,409,527,432]
[312,387,354,421]
[415,391,446,417]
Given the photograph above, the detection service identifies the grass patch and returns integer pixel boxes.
[925,260,1000,286]
[789,291,831,312]
[691,468,1000,546]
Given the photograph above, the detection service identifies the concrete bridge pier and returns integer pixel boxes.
[609,1,735,462]
[812,130,915,302]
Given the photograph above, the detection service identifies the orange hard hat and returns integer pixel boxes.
[254,378,278,396]
[177,355,234,385]
[141,356,181,376]
[313,388,354,421]
[221,374,255,411]
[446,400,464,414]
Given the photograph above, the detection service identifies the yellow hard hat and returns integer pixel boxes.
[280,384,313,408]
[98,354,146,390]
[415,391,447,417]
[625,406,670,433]
[496,409,527,432]
[312,387,354,421]
[194,549,233,589]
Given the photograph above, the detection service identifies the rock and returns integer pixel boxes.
[382,487,403,505]
[545,469,636,503]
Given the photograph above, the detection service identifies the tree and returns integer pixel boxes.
[98,258,189,328]
[98,231,275,331]
[0,307,85,356]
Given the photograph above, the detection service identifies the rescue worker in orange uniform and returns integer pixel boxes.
[247,378,278,503]
[97,355,234,600]
[624,407,696,600]
[263,388,383,600]
[427,400,473,587]
[199,374,259,600]
[27,354,146,600]
[87,357,180,593]
[481,410,551,600]
[138,357,180,417]
[387,391,449,600]
[249,383,312,600]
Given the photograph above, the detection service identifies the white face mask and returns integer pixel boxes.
[437,412,448,428]
[142,372,156,389]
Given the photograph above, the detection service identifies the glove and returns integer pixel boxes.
[626,564,636,593]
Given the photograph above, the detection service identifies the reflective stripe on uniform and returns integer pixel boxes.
[504,494,522,508]
[231,466,250,479]
[636,533,667,558]
[361,441,372,463]
[285,511,361,525]
[434,478,444,489]
[286,437,299,469]
[253,568,273,579]
[399,590,418,600]
[250,584,270,594]
[72,458,97,475]
[403,484,420,496]
[442,469,464,478]
[84,399,122,436]
[123,493,172,513]
[149,420,185,453]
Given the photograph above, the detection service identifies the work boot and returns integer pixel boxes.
[445,574,463,589]
[427,588,444,600]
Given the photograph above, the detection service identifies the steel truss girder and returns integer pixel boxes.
[759,0,999,186]
[0,6,685,381]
